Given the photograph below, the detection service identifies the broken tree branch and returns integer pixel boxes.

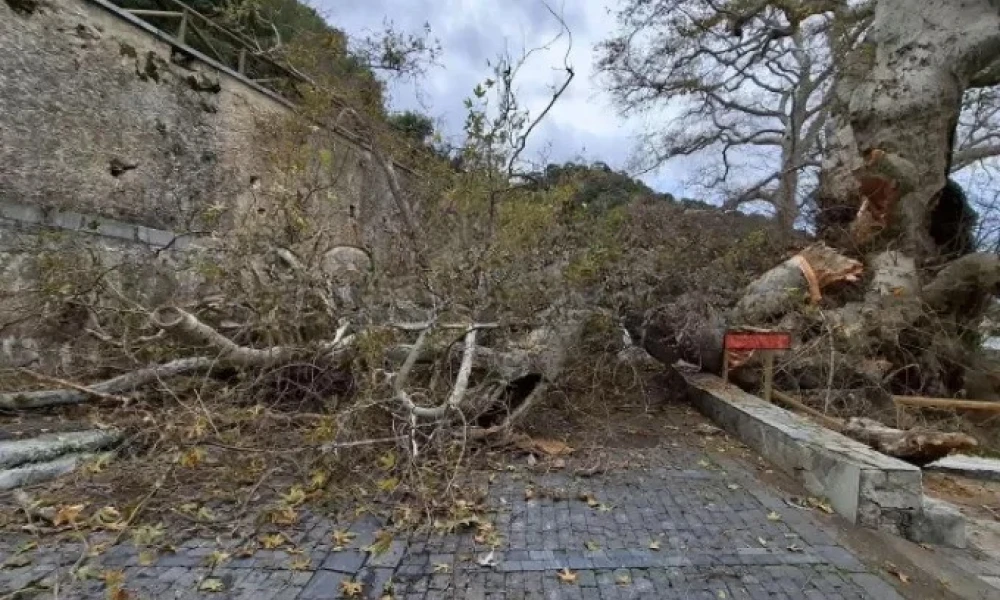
[395,326,480,418]
[843,417,979,465]
[17,368,132,404]
[0,357,215,410]
[150,307,301,366]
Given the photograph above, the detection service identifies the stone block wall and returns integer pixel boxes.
[0,0,404,368]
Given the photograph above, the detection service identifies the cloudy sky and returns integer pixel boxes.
[313,0,688,195]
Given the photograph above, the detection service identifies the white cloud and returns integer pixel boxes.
[311,0,687,194]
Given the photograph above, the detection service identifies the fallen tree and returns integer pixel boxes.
[629,1,1000,423]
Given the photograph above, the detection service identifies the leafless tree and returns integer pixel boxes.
[597,0,874,230]
[600,0,1000,236]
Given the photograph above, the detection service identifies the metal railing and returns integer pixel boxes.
[92,0,416,174]
[109,0,305,100]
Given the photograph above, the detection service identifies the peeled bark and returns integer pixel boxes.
[817,0,1000,260]
[392,314,586,431]
[733,243,863,323]
[150,307,302,367]
[0,310,359,410]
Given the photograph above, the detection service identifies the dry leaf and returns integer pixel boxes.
[727,483,740,491]
[557,568,578,584]
[597,504,613,512]
[53,504,86,527]
[378,451,397,471]
[579,492,599,508]
[806,497,834,514]
[178,448,205,468]
[766,511,782,522]
[138,551,156,566]
[433,563,451,573]
[94,506,123,529]
[694,424,721,436]
[884,562,911,584]
[282,486,307,507]
[366,530,393,556]
[332,530,357,550]
[340,580,363,598]
[717,591,727,599]
[131,524,164,547]
[517,438,574,456]
[85,454,112,474]
[109,587,131,600]
[206,551,230,568]
[289,556,312,570]
[270,506,298,525]
[259,533,287,549]
[309,470,329,490]
[648,540,661,551]
[616,574,631,586]
[584,540,600,551]
[74,565,101,580]
[199,577,225,592]
[377,478,399,493]
[102,570,126,588]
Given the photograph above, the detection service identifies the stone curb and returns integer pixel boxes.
[684,372,966,548]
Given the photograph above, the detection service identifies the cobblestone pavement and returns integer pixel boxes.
[0,441,908,600]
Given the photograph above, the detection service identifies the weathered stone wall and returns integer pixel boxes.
[0,0,396,240]
[0,0,404,368]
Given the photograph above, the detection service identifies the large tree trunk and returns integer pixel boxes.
[817,0,1000,261]
[808,0,1000,401]
[634,1,1000,418]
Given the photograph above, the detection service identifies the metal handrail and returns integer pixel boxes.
[110,0,304,93]
[90,0,418,175]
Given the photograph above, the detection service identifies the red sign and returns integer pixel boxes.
[724,331,791,351]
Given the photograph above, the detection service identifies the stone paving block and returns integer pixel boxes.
[322,550,367,573]
[366,540,407,569]
[848,573,906,600]
[300,569,350,599]
[0,415,919,600]
[356,566,395,599]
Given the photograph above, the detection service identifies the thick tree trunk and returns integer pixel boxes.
[817,0,1000,261]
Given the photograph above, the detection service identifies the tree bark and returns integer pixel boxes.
[816,0,1000,260]
[843,417,978,466]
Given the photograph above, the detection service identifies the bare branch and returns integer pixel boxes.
[394,326,479,419]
